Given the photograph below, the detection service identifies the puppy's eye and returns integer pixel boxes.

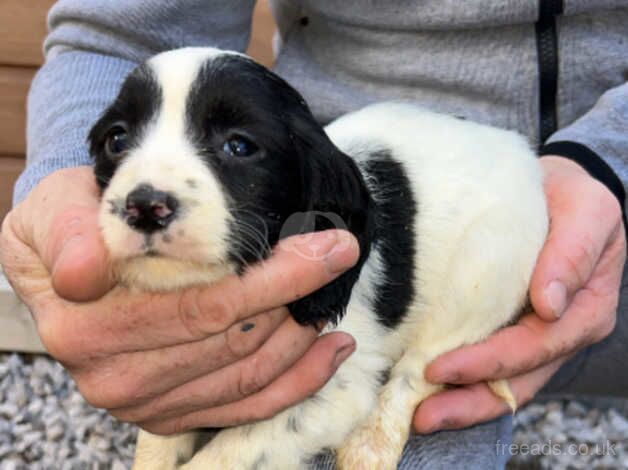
[105,126,130,158]
[222,136,258,158]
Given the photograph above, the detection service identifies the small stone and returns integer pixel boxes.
[88,434,111,452]
[545,400,563,413]
[111,459,127,470]
[0,403,19,418]
[606,408,628,439]
[545,409,563,425]
[568,425,605,443]
[564,400,588,418]
[46,423,65,441]
[0,443,14,458]
[585,408,601,424]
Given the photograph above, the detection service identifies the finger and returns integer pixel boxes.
[74,308,289,409]
[414,356,565,433]
[0,210,53,304]
[136,332,356,433]
[58,229,359,354]
[49,207,115,301]
[427,225,624,386]
[7,166,115,301]
[531,158,622,320]
[111,316,341,420]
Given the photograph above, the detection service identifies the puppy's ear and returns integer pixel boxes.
[282,116,373,327]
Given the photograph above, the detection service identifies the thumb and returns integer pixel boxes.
[49,207,115,301]
[529,196,611,321]
[22,167,115,301]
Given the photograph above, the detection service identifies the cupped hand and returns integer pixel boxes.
[414,156,626,433]
[0,166,359,435]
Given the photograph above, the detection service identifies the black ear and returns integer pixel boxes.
[282,114,373,327]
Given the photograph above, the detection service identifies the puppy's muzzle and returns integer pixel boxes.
[124,184,179,233]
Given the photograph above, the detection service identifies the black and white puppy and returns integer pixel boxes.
[90,47,548,470]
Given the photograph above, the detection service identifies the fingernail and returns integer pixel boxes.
[332,343,356,370]
[279,230,339,260]
[324,232,359,274]
[545,280,567,318]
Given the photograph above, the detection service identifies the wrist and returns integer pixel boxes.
[539,141,626,214]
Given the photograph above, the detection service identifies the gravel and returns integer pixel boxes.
[508,399,628,470]
[0,353,136,470]
[1,352,627,469]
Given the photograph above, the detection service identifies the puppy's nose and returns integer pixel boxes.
[125,184,178,233]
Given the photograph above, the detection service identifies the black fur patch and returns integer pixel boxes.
[89,65,162,190]
[360,150,417,329]
[286,414,300,433]
[185,54,373,327]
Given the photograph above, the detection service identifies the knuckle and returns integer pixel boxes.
[140,421,170,436]
[237,354,274,397]
[36,316,76,364]
[595,182,622,219]
[112,398,164,424]
[177,288,207,338]
[76,374,143,410]
[537,340,556,364]
[225,316,269,359]
[562,237,597,287]
[594,307,617,342]
[36,314,100,366]
[109,407,142,423]
[177,288,235,338]
[143,416,188,436]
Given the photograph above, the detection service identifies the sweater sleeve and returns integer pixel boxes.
[13,0,256,205]
[539,81,628,212]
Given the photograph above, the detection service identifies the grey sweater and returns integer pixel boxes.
[11,2,628,467]
[14,0,628,205]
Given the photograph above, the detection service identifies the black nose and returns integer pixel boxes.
[125,184,179,233]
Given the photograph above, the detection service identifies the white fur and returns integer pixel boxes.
[102,51,548,470]
[100,48,237,290]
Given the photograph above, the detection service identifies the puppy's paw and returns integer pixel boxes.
[336,424,402,470]
[179,427,302,470]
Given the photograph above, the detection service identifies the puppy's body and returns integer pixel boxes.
[91,48,548,469]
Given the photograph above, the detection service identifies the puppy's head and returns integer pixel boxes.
[90,48,370,324]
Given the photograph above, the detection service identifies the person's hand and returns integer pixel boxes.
[0,166,359,435]
[414,156,626,433]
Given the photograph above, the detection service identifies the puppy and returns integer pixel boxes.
[90,47,548,469]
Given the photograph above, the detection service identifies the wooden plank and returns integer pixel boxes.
[0,0,55,67]
[0,66,34,156]
[247,0,276,68]
[0,157,24,224]
[0,161,43,354]
[0,268,44,353]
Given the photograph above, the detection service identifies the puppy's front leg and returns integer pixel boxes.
[337,348,442,470]
[132,429,197,470]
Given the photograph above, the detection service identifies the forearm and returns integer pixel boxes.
[15,0,256,205]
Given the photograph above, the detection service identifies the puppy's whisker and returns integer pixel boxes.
[232,231,270,262]
[231,217,272,255]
